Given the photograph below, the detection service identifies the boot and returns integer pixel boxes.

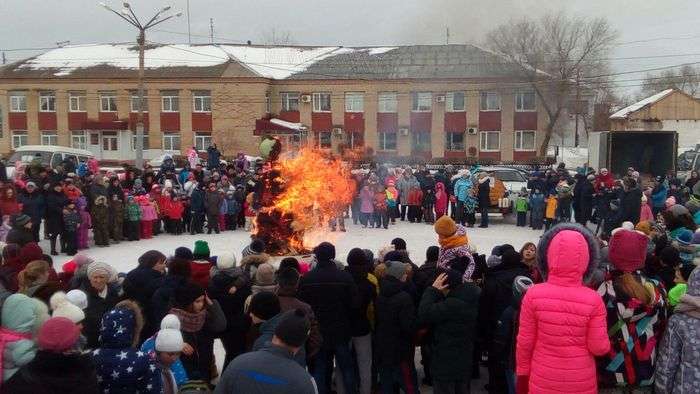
[50,238,58,256]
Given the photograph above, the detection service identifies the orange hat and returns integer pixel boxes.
[434,215,457,238]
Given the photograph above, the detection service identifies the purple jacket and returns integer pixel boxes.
[360,187,375,214]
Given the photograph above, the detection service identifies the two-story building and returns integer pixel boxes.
[0,43,553,162]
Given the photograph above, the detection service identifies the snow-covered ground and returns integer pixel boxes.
[41,215,540,273]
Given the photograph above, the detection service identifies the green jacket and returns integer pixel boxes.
[125,202,141,222]
[418,283,480,380]
[515,197,529,213]
[668,283,687,307]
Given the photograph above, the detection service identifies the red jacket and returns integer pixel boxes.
[407,187,423,206]
[168,201,184,219]
[0,198,21,216]
[189,260,213,288]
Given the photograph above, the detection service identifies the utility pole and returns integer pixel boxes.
[446,27,450,45]
[1,52,5,65]
[186,0,192,45]
[574,69,581,148]
[210,18,214,43]
[100,1,181,169]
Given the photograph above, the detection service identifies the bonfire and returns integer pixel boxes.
[254,145,355,255]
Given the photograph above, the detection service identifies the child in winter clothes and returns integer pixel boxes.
[0,215,11,242]
[668,263,695,307]
[62,200,81,256]
[640,194,654,222]
[544,192,557,231]
[167,195,185,234]
[359,184,375,228]
[109,193,124,243]
[224,191,239,231]
[218,191,228,232]
[244,192,256,232]
[91,196,110,247]
[555,181,572,222]
[0,293,49,382]
[76,197,91,250]
[529,189,545,230]
[406,185,424,223]
[373,184,389,230]
[434,181,448,219]
[386,180,400,224]
[190,240,213,288]
[139,196,157,239]
[140,314,189,388]
[423,186,436,224]
[654,266,700,393]
[515,191,529,227]
[125,195,141,241]
[516,224,610,394]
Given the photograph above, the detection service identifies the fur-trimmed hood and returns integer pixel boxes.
[537,223,599,285]
[99,300,144,349]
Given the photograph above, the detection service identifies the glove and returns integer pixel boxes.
[516,375,529,394]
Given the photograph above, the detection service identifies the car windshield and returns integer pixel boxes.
[8,151,52,166]
[493,170,525,182]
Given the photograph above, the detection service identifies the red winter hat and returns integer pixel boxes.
[38,317,80,352]
[608,228,649,272]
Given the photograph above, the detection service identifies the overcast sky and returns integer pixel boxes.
[2,0,700,97]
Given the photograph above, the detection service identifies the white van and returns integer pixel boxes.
[5,145,95,178]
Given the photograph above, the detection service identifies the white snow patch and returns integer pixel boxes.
[366,47,398,55]
[610,89,675,119]
[219,45,343,79]
[269,118,305,130]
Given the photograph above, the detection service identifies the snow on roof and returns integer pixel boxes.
[219,45,342,79]
[270,118,306,131]
[610,89,675,119]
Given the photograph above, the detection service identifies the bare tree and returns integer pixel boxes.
[486,12,618,155]
[639,65,700,98]
[260,28,297,45]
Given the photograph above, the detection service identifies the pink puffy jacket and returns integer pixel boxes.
[516,228,610,393]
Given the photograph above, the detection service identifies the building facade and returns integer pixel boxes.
[0,43,553,162]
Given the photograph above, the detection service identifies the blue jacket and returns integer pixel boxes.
[651,183,668,208]
[453,177,474,203]
[141,336,188,387]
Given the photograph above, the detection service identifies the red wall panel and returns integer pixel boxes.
[479,111,501,131]
[38,113,57,130]
[444,151,467,159]
[192,113,212,131]
[68,113,87,131]
[344,113,365,132]
[410,112,432,132]
[479,151,501,160]
[311,112,332,131]
[444,112,466,132]
[129,113,150,131]
[160,113,180,131]
[8,113,27,130]
[98,112,118,122]
[513,151,536,161]
[377,113,398,132]
[514,112,537,130]
[278,111,300,123]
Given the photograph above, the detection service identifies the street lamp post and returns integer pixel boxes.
[100,2,181,169]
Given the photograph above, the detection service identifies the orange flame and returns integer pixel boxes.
[261,148,355,252]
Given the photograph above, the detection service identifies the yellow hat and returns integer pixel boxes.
[434,215,457,238]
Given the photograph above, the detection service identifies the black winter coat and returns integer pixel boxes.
[298,260,360,347]
[178,301,227,382]
[374,276,416,366]
[3,350,100,394]
[208,269,252,334]
[478,263,530,342]
[123,266,164,339]
[81,283,120,349]
[418,284,481,380]
[190,188,206,213]
[621,187,642,224]
[19,191,45,224]
[414,260,438,300]
[44,191,67,235]
[478,178,491,207]
[150,275,189,327]
[345,265,376,337]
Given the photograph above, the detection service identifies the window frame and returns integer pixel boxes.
[131,134,150,151]
[446,92,466,112]
[69,92,87,112]
[9,94,27,113]
[12,131,28,149]
[514,130,536,151]
[102,133,119,151]
[194,133,213,151]
[280,92,300,112]
[515,91,536,112]
[344,92,364,113]
[412,131,432,152]
[71,131,87,150]
[162,133,182,152]
[130,95,148,113]
[479,92,501,111]
[100,93,118,112]
[312,92,331,113]
[479,130,501,152]
[161,94,180,113]
[317,131,332,149]
[192,91,212,113]
[378,131,398,151]
[378,92,398,113]
[40,132,58,146]
[265,93,271,114]
[39,92,56,112]
[412,92,433,112]
[445,131,466,151]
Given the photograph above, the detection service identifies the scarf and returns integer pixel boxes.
[169,307,206,333]
[437,226,475,281]
[0,327,32,388]
[438,231,468,250]
[675,293,700,319]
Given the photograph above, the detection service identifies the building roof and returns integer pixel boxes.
[610,89,676,119]
[0,43,526,81]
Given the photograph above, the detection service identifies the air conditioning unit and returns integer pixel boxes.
[333,127,343,136]
[436,95,446,103]
[399,128,409,136]
[467,127,478,135]
[300,94,312,103]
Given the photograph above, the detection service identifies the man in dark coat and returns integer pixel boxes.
[621,177,642,225]
[44,183,67,255]
[207,144,222,170]
[574,174,595,226]
[298,242,359,394]
[189,184,206,234]
[204,182,223,234]
[477,173,491,228]
[18,182,45,242]
[419,259,481,394]
[6,214,35,247]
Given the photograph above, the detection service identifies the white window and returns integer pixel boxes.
[480,92,501,111]
[130,95,148,113]
[131,134,150,150]
[446,92,465,112]
[480,131,500,151]
[161,93,179,112]
[280,92,299,112]
[69,92,86,112]
[514,130,536,151]
[71,131,87,149]
[317,131,332,149]
[193,91,212,113]
[9,93,26,112]
[194,133,212,151]
[39,92,56,112]
[100,92,118,112]
[313,93,331,112]
[102,133,119,151]
[378,131,397,151]
[516,91,536,112]
[12,131,28,149]
[348,131,363,149]
[265,93,271,113]
[162,133,181,151]
[412,92,432,112]
[412,132,431,152]
[41,132,58,146]
[445,131,465,151]
[378,92,397,113]
[345,92,364,113]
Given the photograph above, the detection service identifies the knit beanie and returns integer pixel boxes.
[313,242,336,263]
[193,240,210,258]
[434,215,457,238]
[173,282,205,309]
[670,204,690,218]
[160,314,181,330]
[273,309,310,348]
[384,260,408,280]
[347,248,368,266]
[608,228,649,272]
[255,263,275,286]
[174,247,194,261]
[216,252,237,271]
[12,214,31,227]
[50,291,85,324]
[391,238,407,251]
[156,327,184,352]
[249,291,280,320]
[65,289,88,310]
[242,239,266,257]
[38,317,80,353]
[86,261,116,281]
[512,276,534,305]
[677,228,694,246]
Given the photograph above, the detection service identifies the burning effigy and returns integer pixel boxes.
[253,137,356,255]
